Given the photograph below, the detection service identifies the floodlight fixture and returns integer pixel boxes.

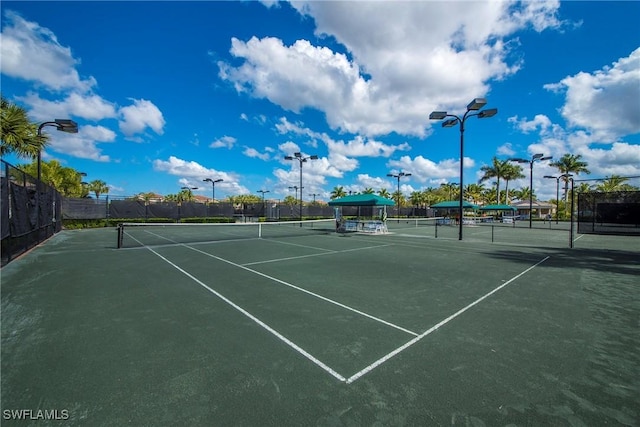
[429,111,448,120]
[467,98,487,111]
[442,119,458,128]
[478,108,498,119]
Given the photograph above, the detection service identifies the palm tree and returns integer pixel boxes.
[479,157,509,204]
[362,187,375,194]
[501,163,525,204]
[549,154,590,203]
[594,175,634,192]
[439,182,459,200]
[330,186,347,199]
[0,95,45,158]
[378,188,391,199]
[88,180,109,199]
[464,183,485,206]
[512,187,534,202]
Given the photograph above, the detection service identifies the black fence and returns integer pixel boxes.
[1,159,63,267]
[61,198,426,222]
[577,191,640,235]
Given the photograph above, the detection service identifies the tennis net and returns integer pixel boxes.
[117,219,336,248]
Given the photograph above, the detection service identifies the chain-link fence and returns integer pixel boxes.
[577,191,640,235]
[1,159,62,266]
[61,198,423,222]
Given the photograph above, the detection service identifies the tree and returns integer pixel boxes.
[501,163,525,204]
[362,187,375,194]
[0,95,46,158]
[594,175,635,192]
[512,187,535,202]
[479,157,509,204]
[17,160,86,197]
[464,183,485,205]
[549,154,590,203]
[88,180,109,199]
[378,188,391,199]
[439,182,458,201]
[330,186,347,199]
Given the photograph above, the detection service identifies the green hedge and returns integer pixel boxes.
[62,217,236,229]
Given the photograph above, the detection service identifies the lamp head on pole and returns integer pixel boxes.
[54,119,79,133]
[477,108,497,119]
[442,118,458,128]
[429,111,447,120]
[466,98,487,111]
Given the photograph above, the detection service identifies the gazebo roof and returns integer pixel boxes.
[430,200,478,209]
[328,194,395,206]
[479,204,517,211]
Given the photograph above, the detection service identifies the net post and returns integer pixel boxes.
[435,220,438,238]
[258,223,263,238]
[117,223,123,249]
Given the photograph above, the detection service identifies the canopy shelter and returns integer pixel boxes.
[328,194,394,233]
[328,194,395,207]
[479,204,517,211]
[479,204,517,223]
[430,200,477,209]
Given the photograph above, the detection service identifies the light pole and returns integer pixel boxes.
[309,193,320,203]
[386,171,411,220]
[569,176,575,248]
[544,173,572,224]
[430,98,497,240]
[203,178,223,202]
[258,190,270,216]
[36,119,78,237]
[285,152,318,222]
[509,153,552,228]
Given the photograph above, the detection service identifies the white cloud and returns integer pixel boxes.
[387,155,474,184]
[153,156,249,195]
[243,146,270,161]
[210,135,237,149]
[544,47,640,141]
[43,125,115,162]
[0,11,97,92]
[118,99,165,137]
[17,91,117,122]
[219,2,566,137]
[496,142,516,157]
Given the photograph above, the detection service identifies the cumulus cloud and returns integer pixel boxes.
[118,99,165,138]
[210,135,237,149]
[16,91,117,122]
[153,156,249,195]
[544,47,640,141]
[243,146,271,161]
[218,2,566,137]
[43,125,115,162]
[387,155,474,184]
[0,10,97,92]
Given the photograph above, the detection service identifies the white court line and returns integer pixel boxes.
[136,229,414,335]
[242,244,393,266]
[345,256,551,384]
[133,241,347,382]
[185,244,419,337]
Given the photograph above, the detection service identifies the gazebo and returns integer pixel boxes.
[328,194,395,233]
[430,200,478,224]
[478,204,517,222]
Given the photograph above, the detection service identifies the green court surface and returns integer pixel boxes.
[1,223,638,426]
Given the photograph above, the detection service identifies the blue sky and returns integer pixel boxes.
[1,1,639,202]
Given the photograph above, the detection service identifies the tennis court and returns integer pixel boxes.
[1,220,638,426]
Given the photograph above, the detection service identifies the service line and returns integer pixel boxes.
[345,256,551,384]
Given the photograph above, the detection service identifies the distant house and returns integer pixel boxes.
[193,195,211,204]
[134,193,164,203]
[511,200,554,219]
